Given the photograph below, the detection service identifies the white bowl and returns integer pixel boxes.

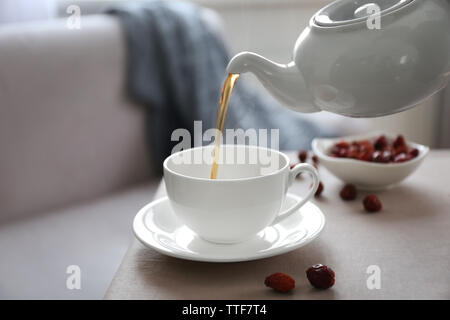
[312,132,429,190]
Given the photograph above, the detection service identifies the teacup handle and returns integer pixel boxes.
[271,163,319,225]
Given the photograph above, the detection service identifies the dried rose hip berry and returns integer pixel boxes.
[393,135,406,149]
[409,148,419,158]
[363,194,382,212]
[340,184,357,201]
[337,148,349,158]
[264,272,295,293]
[298,150,308,163]
[357,150,373,162]
[393,135,408,154]
[393,153,412,163]
[312,155,319,164]
[374,135,388,150]
[306,264,335,289]
[335,141,350,149]
[347,146,358,159]
[314,181,324,197]
[394,145,409,156]
[359,139,374,152]
[372,150,392,163]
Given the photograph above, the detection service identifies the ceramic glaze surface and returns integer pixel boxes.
[163,145,319,243]
[227,0,450,117]
[133,194,325,262]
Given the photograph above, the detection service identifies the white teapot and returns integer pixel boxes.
[227,0,450,117]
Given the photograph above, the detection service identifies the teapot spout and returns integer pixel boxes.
[226,52,318,113]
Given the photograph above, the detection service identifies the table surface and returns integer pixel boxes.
[105,151,450,300]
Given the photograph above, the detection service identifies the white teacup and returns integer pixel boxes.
[163,144,319,244]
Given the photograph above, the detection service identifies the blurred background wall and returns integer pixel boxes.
[1,0,447,147]
[0,0,57,23]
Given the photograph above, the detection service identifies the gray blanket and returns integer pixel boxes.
[107,1,330,172]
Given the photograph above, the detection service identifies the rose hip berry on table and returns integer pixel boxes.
[306,264,335,289]
[264,272,295,293]
[298,150,308,163]
[312,154,319,164]
[329,134,419,163]
[363,194,382,212]
[340,184,357,201]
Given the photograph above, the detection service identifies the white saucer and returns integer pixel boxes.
[133,193,325,263]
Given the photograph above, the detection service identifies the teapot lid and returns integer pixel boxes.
[313,0,413,27]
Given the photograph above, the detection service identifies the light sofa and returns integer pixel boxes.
[0,15,159,299]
